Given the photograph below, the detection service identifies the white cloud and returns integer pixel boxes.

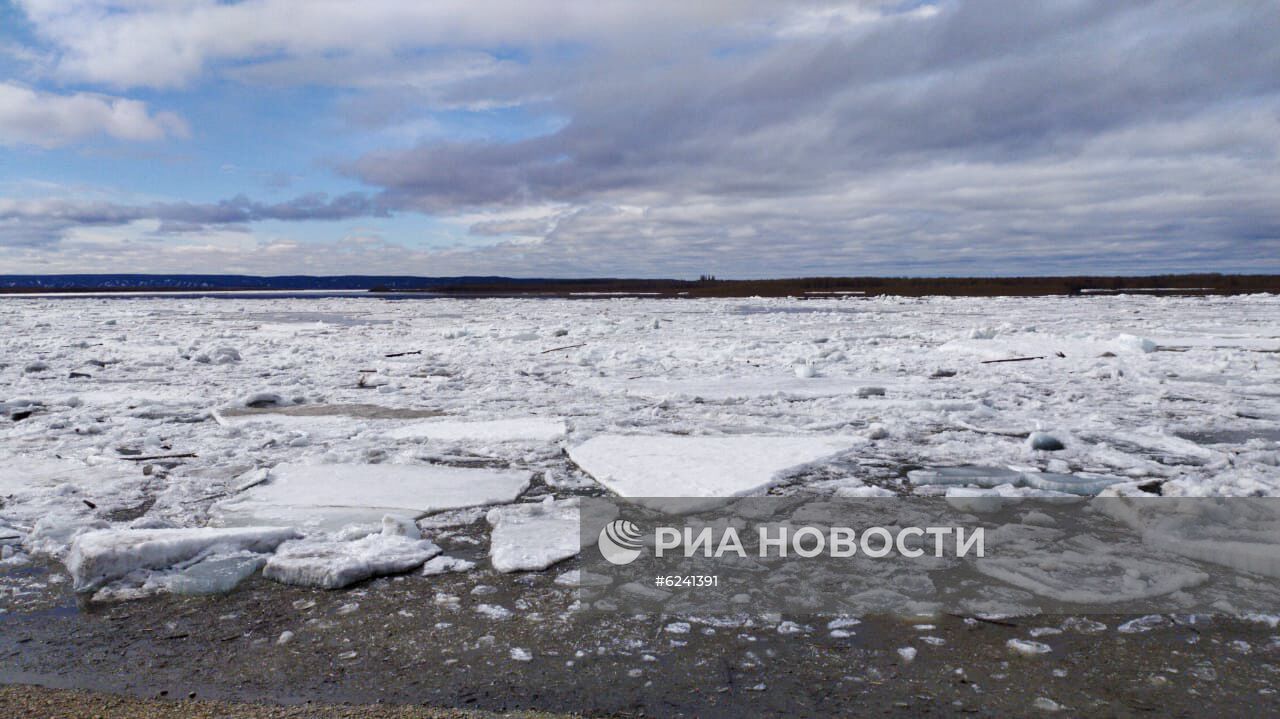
[0,82,188,148]
[15,0,773,88]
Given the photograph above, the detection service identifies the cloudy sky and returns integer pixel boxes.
[0,1,1277,278]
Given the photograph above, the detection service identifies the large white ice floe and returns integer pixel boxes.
[211,462,531,530]
[486,497,580,572]
[263,516,442,589]
[387,417,567,443]
[908,466,1124,496]
[65,526,298,592]
[568,435,855,506]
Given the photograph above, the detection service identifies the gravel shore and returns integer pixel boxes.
[0,685,566,719]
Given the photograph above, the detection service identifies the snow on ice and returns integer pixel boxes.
[212,462,531,530]
[387,417,567,443]
[486,497,580,572]
[3,293,1280,605]
[263,516,441,589]
[568,434,856,503]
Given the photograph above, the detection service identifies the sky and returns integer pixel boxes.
[0,0,1277,278]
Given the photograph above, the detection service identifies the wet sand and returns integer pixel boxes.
[3,554,1279,718]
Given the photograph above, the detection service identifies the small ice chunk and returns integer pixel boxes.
[486,497,580,572]
[1028,432,1065,451]
[665,622,691,634]
[65,526,297,592]
[510,647,533,662]
[897,647,917,663]
[475,603,512,620]
[1033,697,1062,712]
[1117,615,1169,634]
[277,631,294,645]
[1007,639,1052,656]
[421,556,476,576]
[241,391,285,408]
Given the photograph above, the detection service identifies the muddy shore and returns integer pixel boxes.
[4,555,1279,718]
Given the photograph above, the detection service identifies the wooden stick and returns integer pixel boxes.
[384,350,423,357]
[980,356,1045,364]
[540,343,587,354]
[119,453,197,462]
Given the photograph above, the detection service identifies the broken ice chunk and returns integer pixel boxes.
[486,497,580,572]
[908,466,1024,488]
[263,524,441,589]
[1019,471,1122,496]
[163,552,267,595]
[421,556,477,576]
[65,526,298,592]
[1028,432,1065,451]
[910,466,1123,496]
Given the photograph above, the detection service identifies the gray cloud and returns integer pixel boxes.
[5,1,1280,276]
[0,193,387,246]
[334,1,1280,275]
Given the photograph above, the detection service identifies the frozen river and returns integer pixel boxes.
[2,294,1279,597]
[3,294,1280,714]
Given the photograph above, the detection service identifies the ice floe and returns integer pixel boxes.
[212,462,531,530]
[388,417,567,443]
[65,526,297,592]
[263,516,441,589]
[486,497,580,572]
[568,434,856,504]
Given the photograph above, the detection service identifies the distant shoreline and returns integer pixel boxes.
[1,273,1277,297]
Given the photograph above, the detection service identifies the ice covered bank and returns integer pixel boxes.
[211,462,532,530]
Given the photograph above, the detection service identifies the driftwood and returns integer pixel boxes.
[980,356,1045,364]
[540,343,587,354]
[119,452,197,462]
[384,350,423,358]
